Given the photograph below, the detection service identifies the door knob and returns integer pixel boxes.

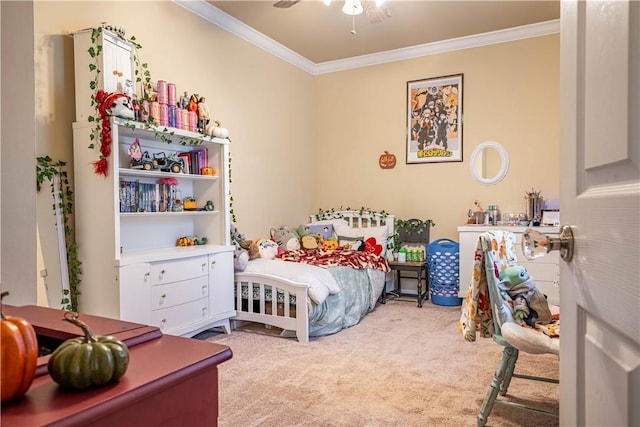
[522,225,574,262]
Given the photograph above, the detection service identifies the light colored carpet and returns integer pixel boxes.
[203,299,559,427]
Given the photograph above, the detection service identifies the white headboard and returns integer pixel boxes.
[309,210,395,240]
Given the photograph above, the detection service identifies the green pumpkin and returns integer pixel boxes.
[47,312,129,390]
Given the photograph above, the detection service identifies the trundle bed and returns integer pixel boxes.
[232,211,395,342]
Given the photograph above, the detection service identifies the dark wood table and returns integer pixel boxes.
[1,305,232,427]
[384,261,429,307]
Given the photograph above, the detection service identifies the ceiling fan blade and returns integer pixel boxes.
[273,0,301,8]
[362,0,390,24]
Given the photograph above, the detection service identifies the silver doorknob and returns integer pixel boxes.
[522,225,574,262]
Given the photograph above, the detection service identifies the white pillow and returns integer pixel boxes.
[334,223,389,256]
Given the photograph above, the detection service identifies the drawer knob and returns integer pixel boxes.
[144,272,150,281]
[211,260,216,269]
[522,226,574,262]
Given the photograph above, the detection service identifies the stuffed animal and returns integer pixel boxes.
[322,239,339,251]
[498,265,553,327]
[364,237,383,255]
[230,224,249,271]
[301,234,322,250]
[270,226,300,252]
[240,239,279,260]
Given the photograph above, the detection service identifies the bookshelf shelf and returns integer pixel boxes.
[120,210,220,217]
[119,168,219,181]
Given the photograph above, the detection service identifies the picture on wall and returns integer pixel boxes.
[406,74,463,164]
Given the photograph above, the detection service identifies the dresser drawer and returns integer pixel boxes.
[151,297,210,332]
[150,255,209,285]
[151,276,209,310]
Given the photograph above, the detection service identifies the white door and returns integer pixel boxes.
[560,1,639,426]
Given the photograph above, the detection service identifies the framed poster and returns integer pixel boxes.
[406,74,463,164]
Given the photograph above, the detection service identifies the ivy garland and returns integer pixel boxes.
[314,207,435,252]
[36,156,82,311]
[87,24,238,248]
[86,24,216,175]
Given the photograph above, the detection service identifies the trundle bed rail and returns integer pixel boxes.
[233,272,311,343]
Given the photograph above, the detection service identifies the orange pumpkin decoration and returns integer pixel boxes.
[1,291,38,404]
[379,151,396,169]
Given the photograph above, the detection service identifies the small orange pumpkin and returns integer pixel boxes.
[1,291,38,403]
[379,151,396,169]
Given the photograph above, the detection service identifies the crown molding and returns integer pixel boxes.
[172,0,316,73]
[172,0,559,76]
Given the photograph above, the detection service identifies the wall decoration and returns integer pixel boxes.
[406,74,463,164]
[378,151,397,169]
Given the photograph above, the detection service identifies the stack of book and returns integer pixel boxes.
[119,181,176,213]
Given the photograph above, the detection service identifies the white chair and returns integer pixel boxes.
[459,230,559,427]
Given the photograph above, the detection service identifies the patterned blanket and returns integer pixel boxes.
[277,249,390,273]
[458,230,560,347]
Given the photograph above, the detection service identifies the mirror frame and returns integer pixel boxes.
[469,140,509,185]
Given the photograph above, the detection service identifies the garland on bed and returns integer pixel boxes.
[314,207,436,253]
[313,207,390,222]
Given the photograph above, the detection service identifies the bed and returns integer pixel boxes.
[232,210,395,343]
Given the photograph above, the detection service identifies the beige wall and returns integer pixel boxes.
[2,1,558,304]
[313,35,560,240]
[28,1,315,303]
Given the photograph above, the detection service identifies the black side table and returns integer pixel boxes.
[384,261,429,307]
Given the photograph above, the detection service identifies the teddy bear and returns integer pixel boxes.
[270,226,300,252]
[498,265,552,327]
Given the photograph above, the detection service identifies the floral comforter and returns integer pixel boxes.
[277,249,390,273]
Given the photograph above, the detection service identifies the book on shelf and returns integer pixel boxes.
[177,152,191,175]
[119,180,176,213]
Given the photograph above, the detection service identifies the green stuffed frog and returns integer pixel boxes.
[498,265,552,327]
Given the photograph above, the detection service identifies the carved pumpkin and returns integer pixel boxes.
[47,312,129,390]
[379,151,396,169]
[1,291,38,404]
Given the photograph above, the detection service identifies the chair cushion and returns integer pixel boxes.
[501,321,560,355]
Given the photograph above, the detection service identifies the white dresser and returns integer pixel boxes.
[457,225,560,305]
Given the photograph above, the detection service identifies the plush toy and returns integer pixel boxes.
[364,237,383,255]
[270,226,301,252]
[322,239,339,251]
[241,239,279,260]
[498,265,553,327]
[301,234,322,250]
[230,224,249,272]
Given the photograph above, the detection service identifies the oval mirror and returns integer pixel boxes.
[469,141,509,185]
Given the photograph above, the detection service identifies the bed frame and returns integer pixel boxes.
[232,210,395,343]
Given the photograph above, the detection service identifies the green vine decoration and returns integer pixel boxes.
[36,156,82,311]
[314,206,390,222]
[87,23,211,172]
[393,218,436,252]
[314,208,436,253]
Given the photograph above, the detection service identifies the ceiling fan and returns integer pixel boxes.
[273,0,391,25]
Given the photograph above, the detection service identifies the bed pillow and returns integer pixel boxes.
[334,224,389,256]
[305,224,334,240]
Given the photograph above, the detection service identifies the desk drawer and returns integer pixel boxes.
[151,297,209,332]
[150,255,208,285]
[151,276,209,310]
